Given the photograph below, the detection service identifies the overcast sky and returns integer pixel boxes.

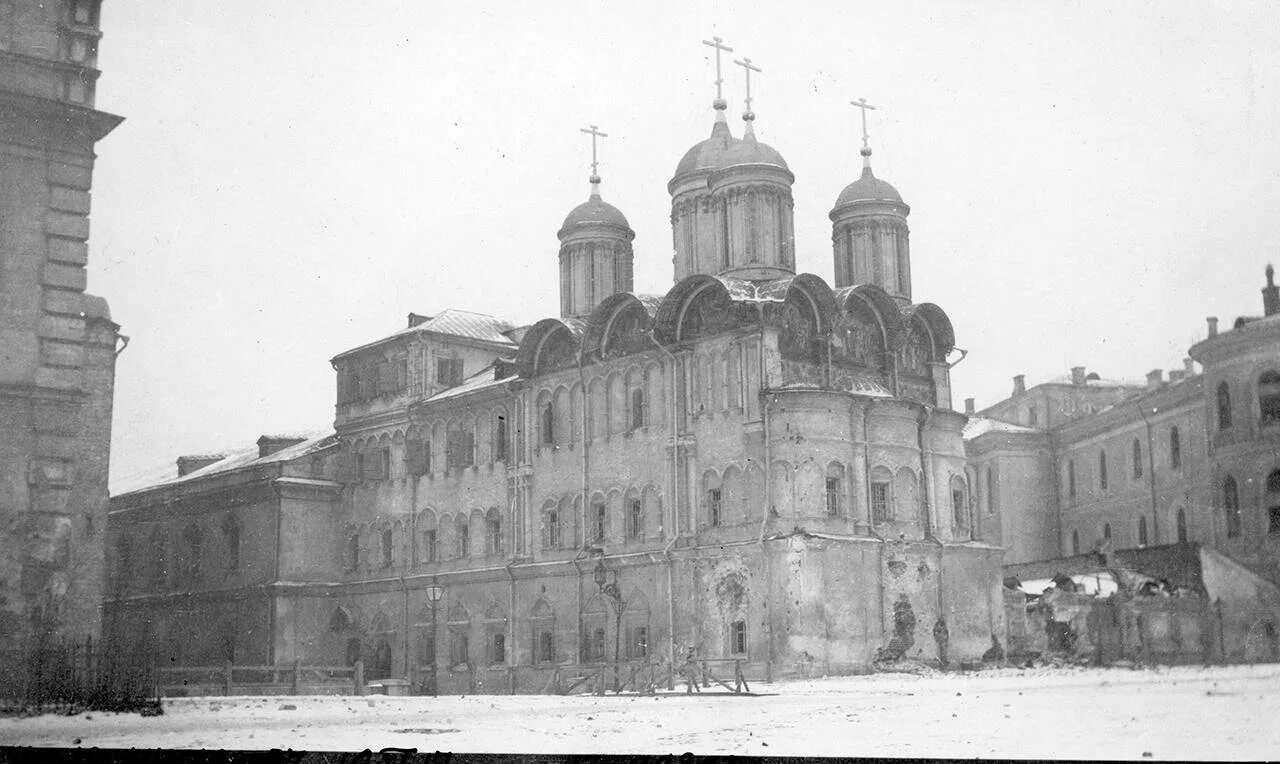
[92,1,1280,489]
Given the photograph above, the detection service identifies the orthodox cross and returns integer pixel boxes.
[733,56,761,115]
[579,124,607,180]
[701,36,734,101]
[850,97,877,151]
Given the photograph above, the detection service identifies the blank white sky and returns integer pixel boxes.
[92,1,1280,487]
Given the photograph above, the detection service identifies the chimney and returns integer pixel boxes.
[1012,374,1026,396]
[1169,369,1186,383]
[964,397,975,415]
[1207,316,1218,338]
[257,435,306,458]
[1070,366,1086,385]
[1145,369,1163,391]
[1264,264,1279,317]
[177,454,224,477]
[407,312,432,328]
[1184,358,1195,376]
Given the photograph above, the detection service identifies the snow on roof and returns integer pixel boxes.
[962,416,1040,439]
[423,363,513,403]
[391,308,516,345]
[111,430,335,498]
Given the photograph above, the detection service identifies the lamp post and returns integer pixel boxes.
[593,558,624,691]
[425,582,445,697]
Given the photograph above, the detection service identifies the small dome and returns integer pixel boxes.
[559,193,631,236]
[718,132,790,172]
[672,119,739,179]
[835,165,903,207]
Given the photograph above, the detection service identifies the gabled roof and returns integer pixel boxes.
[333,308,516,362]
[392,308,517,346]
[111,430,334,498]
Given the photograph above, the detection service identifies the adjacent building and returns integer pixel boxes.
[0,0,122,652]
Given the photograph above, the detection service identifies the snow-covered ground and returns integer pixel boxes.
[2,663,1278,758]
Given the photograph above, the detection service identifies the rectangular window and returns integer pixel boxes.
[535,630,555,663]
[381,528,393,568]
[952,489,967,528]
[436,357,464,387]
[423,529,437,563]
[490,632,506,665]
[457,524,470,558]
[380,448,391,480]
[825,478,841,517]
[589,627,607,662]
[1270,506,1280,536]
[416,629,436,667]
[708,489,723,527]
[871,482,890,523]
[449,630,469,667]
[347,534,360,572]
[495,416,508,462]
[446,430,475,470]
[730,620,747,655]
[593,502,607,543]
[628,626,649,659]
[545,511,561,549]
[356,453,367,482]
[627,498,644,540]
[488,517,503,556]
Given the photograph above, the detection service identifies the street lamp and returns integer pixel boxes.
[593,558,624,691]
[425,582,445,697]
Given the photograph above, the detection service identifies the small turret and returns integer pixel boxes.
[558,126,635,319]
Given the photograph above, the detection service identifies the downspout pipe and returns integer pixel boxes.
[646,330,680,677]
[755,302,776,682]
[1138,402,1160,543]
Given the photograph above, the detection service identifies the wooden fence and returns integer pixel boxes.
[0,637,160,713]
[537,658,751,696]
[157,660,365,697]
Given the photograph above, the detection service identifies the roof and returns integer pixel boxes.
[962,416,1040,440]
[391,308,516,346]
[111,430,335,498]
[559,190,632,235]
[422,363,513,404]
[672,118,739,182]
[834,164,904,207]
[716,132,790,172]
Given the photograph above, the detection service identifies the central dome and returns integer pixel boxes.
[672,119,739,180]
[717,131,790,172]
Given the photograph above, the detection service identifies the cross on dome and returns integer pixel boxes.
[701,36,734,116]
[850,97,878,165]
[733,56,761,129]
[579,124,608,196]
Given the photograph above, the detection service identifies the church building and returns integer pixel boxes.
[106,43,1004,691]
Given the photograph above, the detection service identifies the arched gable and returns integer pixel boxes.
[583,292,664,360]
[902,303,955,361]
[655,274,758,344]
[516,317,586,378]
[758,273,839,336]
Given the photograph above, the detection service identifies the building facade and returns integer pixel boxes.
[106,71,1006,690]
[0,0,122,652]
[969,268,1280,584]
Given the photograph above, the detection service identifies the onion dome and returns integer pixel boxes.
[717,130,790,172]
[558,180,632,236]
[834,147,904,207]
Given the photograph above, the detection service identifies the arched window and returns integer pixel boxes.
[381,527,394,568]
[347,532,360,572]
[421,511,438,564]
[1217,382,1232,430]
[541,401,555,445]
[222,515,241,572]
[703,471,723,528]
[1176,507,1188,543]
[1071,529,1080,555]
[1099,450,1109,490]
[1169,427,1182,470]
[985,467,997,514]
[183,523,202,583]
[1260,372,1280,424]
[456,515,470,558]
[494,414,508,463]
[826,463,846,518]
[1267,470,1280,536]
[870,466,893,523]
[1067,460,1076,499]
[631,387,646,431]
[950,475,968,531]
[1132,439,1143,479]
[1138,515,1149,546]
[1224,476,1241,538]
[486,508,503,556]
[542,502,561,550]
